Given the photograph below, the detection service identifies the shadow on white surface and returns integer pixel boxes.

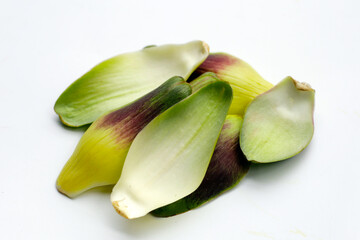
[75,185,209,237]
[54,115,90,132]
[60,184,189,237]
[246,142,314,184]
[108,208,196,238]
[52,141,320,239]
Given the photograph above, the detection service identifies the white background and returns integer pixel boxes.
[1,0,359,239]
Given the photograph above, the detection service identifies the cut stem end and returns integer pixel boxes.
[111,198,147,219]
[290,77,314,92]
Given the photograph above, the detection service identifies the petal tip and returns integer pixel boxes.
[202,41,210,54]
[112,201,130,219]
[56,183,75,199]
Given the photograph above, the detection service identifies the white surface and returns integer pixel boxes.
[1,0,359,239]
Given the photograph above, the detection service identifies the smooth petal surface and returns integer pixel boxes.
[151,115,250,217]
[56,77,192,198]
[189,72,220,92]
[55,41,209,126]
[189,53,273,116]
[240,76,315,163]
[111,81,232,219]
